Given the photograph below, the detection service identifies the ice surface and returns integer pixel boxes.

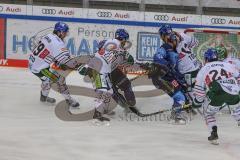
[0,67,239,160]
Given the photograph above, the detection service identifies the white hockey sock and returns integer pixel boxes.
[231,106,240,121]
[41,79,51,97]
[56,76,73,100]
[94,89,113,113]
[204,114,217,132]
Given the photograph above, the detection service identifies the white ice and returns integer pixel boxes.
[0,67,239,160]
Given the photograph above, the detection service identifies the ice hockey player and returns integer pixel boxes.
[145,24,189,124]
[98,40,136,109]
[29,22,79,108]
[192,48,240,145]
[168,26,201,95]
[79,39,135,115]
[80,29,134,122]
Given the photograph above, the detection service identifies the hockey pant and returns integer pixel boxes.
[182,69,199,105]
[91,70,114,114]
[151,74,186,107]
[110,68,136,106]
[183,69,199,92]
[203,81,240,132]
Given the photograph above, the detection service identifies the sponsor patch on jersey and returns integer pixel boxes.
[39,49,50,59]
[179,52,185,59]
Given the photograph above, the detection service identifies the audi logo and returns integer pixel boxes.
[154,15,169,21]
[0,6,3,12]
[211,18,226,24]
[97,11,112,17]
[42,8,56,15]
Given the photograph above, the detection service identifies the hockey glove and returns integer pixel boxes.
[78,65,88,76]
[126,54,134,65]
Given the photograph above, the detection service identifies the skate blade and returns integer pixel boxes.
[92,119,110,126]
[209,140,219,145]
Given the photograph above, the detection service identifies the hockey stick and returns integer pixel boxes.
[128,106,170,117]
[112,85,169,117]
[129,71,148,82]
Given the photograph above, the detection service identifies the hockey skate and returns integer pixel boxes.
[183,102,198,116]
[92,109,110,126]
[66,99,80,108]
[237,120,240,127]
[167,107,187,125]
[40,92,56,104]
[208,126,219,145]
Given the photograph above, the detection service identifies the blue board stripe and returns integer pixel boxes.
[0,13,239,30]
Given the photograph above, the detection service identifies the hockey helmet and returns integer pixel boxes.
[204,48,218,62]
[158,24,173,36]
[215,46,228,61]
[115,29,129,41]
[54,22,69,33]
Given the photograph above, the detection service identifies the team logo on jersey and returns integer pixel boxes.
[210,18,226,24]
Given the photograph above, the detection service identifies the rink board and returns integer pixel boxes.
[0,4,239,68]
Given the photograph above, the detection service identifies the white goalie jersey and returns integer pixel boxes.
[29,33,71,73]
[176,32,201,74]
